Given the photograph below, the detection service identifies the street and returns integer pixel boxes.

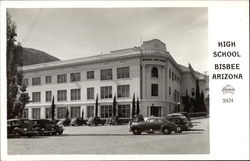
[8,118,209,154]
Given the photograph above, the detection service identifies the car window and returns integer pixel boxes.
[12,121,20,126]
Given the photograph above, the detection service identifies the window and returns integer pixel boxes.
[87,71,94,79]
[101,69,112,80]
[45,108,51,118]
[32,108,40,119]
[45,76,52,84]
[70,106,80,118]
[117,67,129,79]
[32,77,41,85]
[70,72,81,82]
[71,88,81,100]
[169,69,171,78]
[118,105,130,118]
[57,107,67,119]
[169,87,171,95]
[151,84,158,96]
[57,90,67,101]
[151,67,158,78]
[32,92,41,102]
[22,108,28,118]
[87,87,94,99]
[172,72,174,81]
[87,106,94,118]
[175,74,177,81]
[117,85,130,98]
[101,86,112,99]
[22,78,28,86]
[100,105,112,118]
[57,74,67,83]
[46,91,52,102]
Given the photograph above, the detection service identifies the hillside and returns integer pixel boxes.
[21,47,60,66]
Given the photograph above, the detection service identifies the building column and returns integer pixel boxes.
[28,107,32,119]
[40,107,46,119]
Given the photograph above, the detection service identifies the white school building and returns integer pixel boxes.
[21,39,208,121]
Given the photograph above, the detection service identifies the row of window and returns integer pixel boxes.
[23,104,131,119]
[31,85,131,102]
[22,67,130,86]
[169,69,180,83]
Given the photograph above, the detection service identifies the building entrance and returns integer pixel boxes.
[150,106,161,117]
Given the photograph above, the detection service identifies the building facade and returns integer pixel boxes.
[21,39,208,121]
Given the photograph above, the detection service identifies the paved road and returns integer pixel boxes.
[8,118,209,154]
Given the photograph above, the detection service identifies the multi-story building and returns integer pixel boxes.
[21,39,208,121]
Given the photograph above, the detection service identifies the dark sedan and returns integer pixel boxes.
[32,119,64,135]
[129,117,181,135]
[7,119,39,138]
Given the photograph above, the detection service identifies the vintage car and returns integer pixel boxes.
[165,115,193,131]
[32,119,64,135]
[7,118,39,138]
[129,117,181,135]
[70,118,86,126]
[87,117,106,126]
[108,116,120,125]
[166,112,191,121]
[32,119,56,135]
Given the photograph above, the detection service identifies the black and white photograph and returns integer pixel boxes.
[0,1,249,160]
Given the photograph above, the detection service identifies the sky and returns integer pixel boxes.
[8,8,208,73]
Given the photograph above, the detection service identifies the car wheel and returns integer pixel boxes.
[176,126,183,133]
[162,126,171,135]
[132,128,141,135]
[13,130,21,138]
[95,124,98,126]
[58,131,63,135]
[28,134,32,138]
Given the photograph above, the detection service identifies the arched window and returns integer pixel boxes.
[151,67,158,78]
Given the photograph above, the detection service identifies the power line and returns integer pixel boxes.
[22,8,45,45]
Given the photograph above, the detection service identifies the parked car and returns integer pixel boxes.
[165,115,193,131]
[70,118,86,126]
[87,117,106,126]
[7,118,39,138]
[57,118,71,126]
[32,119,64,135]
[129,117,181,135]
[32,119,55,136]
[166,112,191,121]
[108,116,120,125]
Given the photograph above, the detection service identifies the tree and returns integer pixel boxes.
[132,93,136,116]
[200,91,207,113]
[136,97,140,115]
[51,96,55,120]
[81,109,84,120]
[7,12,30,119]
[65,108,69,118]
[95,94,98,117]
[194,79,201,112]
[112,94,116,116]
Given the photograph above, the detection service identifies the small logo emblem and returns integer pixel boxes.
[222,84,235,95]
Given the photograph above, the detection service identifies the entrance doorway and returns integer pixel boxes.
[150,106,161,117]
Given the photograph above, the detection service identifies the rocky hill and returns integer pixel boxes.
[21,47,60,66]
